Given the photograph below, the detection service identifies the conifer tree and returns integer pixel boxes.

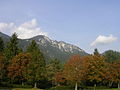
[5,33,20,61]
[27,40,46,88]
[46,58,62,85]
[0,37,4,52]
[94,48,100,56]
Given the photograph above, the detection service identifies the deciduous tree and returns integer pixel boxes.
[0,53,5,82]
[8,53,32,85]
[63,55,87,90]
[86,54,106,87]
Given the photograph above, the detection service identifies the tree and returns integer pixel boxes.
[112,60,120,88]
[8,53,32,85]
[0,53,5,82]
[63,55,88,90]
[27,40,46,88]
[0,37,4,52]
[0,37,5,81]
[5,33,20,61]
[94,48,100,56]
[86,54,106,87]
[104,50,120,63]
[103,62,118,87]
[54,71,65,86]
[46,58,62,85]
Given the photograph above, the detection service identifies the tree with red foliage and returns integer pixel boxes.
[54,71,65,86]
[63,55,88,90]
[0,53,5,81]
[8,53,32,85]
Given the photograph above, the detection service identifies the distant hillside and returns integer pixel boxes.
[103,50,120,62]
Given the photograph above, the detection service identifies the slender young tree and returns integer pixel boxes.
[27,40,46,88]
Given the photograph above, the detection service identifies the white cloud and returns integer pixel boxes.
[90,35,117,46]
[0,19,48,39]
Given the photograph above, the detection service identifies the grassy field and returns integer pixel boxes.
[11,88,120,90]
[12,88,42,90]
[0,87,120,90]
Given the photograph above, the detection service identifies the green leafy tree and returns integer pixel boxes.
[27,40,46,88]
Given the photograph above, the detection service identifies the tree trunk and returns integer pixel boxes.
[75,82,77,90]
[94,84,96,90]
[118,82,120,88]
[22,81,24,86]
[108,82,113,87]
[34,82,37,88]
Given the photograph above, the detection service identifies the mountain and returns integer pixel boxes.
[0,32,10,43]
[0,32,88,62]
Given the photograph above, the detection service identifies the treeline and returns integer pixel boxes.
[0,33,120,89]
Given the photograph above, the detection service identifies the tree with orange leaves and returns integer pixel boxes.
[112,60,120,88]
[103,62,116,87]
[104,60,120,88]
[54,71,65,86]
[8,53,32,85]
[86,54,106,87]
[63,55,88,90]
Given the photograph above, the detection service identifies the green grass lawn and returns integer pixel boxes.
[0,87,120,90]
[12,88,42,90]
[12,88,120,90]
[96,89,120,90]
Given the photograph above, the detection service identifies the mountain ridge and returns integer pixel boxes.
[0,32,88,62]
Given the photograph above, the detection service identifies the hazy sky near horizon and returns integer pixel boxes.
[0,0,120,53]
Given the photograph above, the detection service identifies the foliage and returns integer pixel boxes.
[86,54,106,85]
[46,59,62,84]
[1,32,120,89]
[104,50,120,63]
[0,53,6,81]
[54,71,65,86]
[26,40,46,87]
[63,55,88,86]
[94,48,100,56]
[8,53,32,84]
[0,37,4,52]
[5,33,21,61]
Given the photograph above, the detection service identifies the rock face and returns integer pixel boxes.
[0,32,88,62]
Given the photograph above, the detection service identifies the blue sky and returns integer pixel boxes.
[0,0,120,53]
